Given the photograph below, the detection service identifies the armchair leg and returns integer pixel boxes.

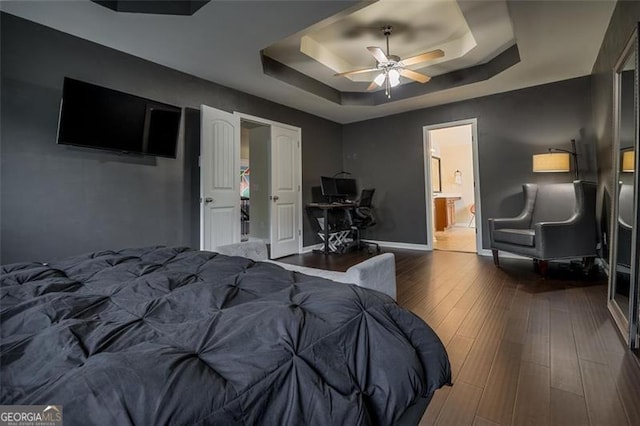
[538,260,549,277]
[582,257,595,275]
[492,250,500,267]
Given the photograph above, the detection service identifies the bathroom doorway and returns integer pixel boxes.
[423,119,481,253]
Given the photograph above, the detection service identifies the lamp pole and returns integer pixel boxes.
[548,139,579,180]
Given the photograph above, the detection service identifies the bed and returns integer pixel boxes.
[1,246,451,425]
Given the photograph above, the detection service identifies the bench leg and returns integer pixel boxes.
[492,250,500,267]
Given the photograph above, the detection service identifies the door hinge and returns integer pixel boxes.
[297,140,300,148]
[298,185,301,192]
[198,156,201,168]
[298,229,302,236]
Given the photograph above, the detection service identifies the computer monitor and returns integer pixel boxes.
[335,178,358,198]
[320,176,339,197]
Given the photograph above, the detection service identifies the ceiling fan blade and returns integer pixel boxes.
[399,69,431,83]
[401,49,444,67]
[334,67,379,77]
[367,46,389,64]
[367,80,380,91]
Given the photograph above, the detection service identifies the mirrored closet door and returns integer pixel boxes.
[609,24,640,348]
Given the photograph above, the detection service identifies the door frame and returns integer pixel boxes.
[234,112,303,255]
[422,118,482,254]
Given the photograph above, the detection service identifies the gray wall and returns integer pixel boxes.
[0,13,342,263]
[342,76,594,248]
[590,2,640,260]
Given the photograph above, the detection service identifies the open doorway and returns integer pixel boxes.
[240,120,270,242]
[423,119,481,254]
[200,106,302,259]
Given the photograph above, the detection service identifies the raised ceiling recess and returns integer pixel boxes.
[91,0,210,16]
[262,0,519,106]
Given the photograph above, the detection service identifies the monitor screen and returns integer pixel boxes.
[335,178,358,197]
[320,176,339,196]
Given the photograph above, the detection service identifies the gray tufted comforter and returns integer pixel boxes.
[0,247,450,425]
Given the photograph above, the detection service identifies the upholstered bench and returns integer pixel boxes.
[216,240,397,300]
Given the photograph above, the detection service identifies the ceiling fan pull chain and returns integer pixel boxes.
[386,73,391,98]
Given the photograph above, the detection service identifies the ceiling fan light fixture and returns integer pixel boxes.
[389,69,400,87]
[373,72,386,87]
[336,25,441,99]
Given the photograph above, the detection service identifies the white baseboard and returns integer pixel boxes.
[303,244,533,257]
[301,241,430,253]
[367,240,430,251]
[596,258,609,276]
[301,243,323,253]
[478,249,530,260]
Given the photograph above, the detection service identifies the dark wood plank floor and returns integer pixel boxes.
[278,249,640,426]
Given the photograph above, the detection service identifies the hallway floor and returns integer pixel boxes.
[434,226,477,253]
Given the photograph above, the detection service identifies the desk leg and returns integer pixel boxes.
[323,208,330,254]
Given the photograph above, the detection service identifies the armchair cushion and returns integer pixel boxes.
[493,228,535,247]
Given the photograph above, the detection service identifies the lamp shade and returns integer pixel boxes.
[622,150,635,172]
[532,152,570,173]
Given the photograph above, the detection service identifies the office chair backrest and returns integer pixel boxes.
[359,189,375,208]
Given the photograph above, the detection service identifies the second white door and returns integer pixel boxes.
[269,125,301,259]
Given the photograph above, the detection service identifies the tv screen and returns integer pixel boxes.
[57,77,181,158]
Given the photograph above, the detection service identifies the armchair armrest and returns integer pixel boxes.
[534,186,597,259]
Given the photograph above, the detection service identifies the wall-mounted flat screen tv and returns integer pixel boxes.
[57,77,181,158]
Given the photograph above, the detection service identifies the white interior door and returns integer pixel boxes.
[269,125,301,259]
[200,105,240,251]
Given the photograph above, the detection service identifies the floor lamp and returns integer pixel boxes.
[532,139,579,180]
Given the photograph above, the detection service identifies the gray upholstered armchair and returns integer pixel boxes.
[488,180,597,274]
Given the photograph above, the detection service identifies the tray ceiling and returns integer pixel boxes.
[0,0,617,123]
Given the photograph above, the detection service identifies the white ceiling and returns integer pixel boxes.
[0,0,617,124]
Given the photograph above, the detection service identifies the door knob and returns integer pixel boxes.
[269,195,279,202]
[204,197,214,203]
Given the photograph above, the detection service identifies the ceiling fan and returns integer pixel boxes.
[335,26,444,99]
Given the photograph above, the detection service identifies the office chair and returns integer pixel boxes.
[350,189,381,253]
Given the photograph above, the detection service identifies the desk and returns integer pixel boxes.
[307,202,355,254]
